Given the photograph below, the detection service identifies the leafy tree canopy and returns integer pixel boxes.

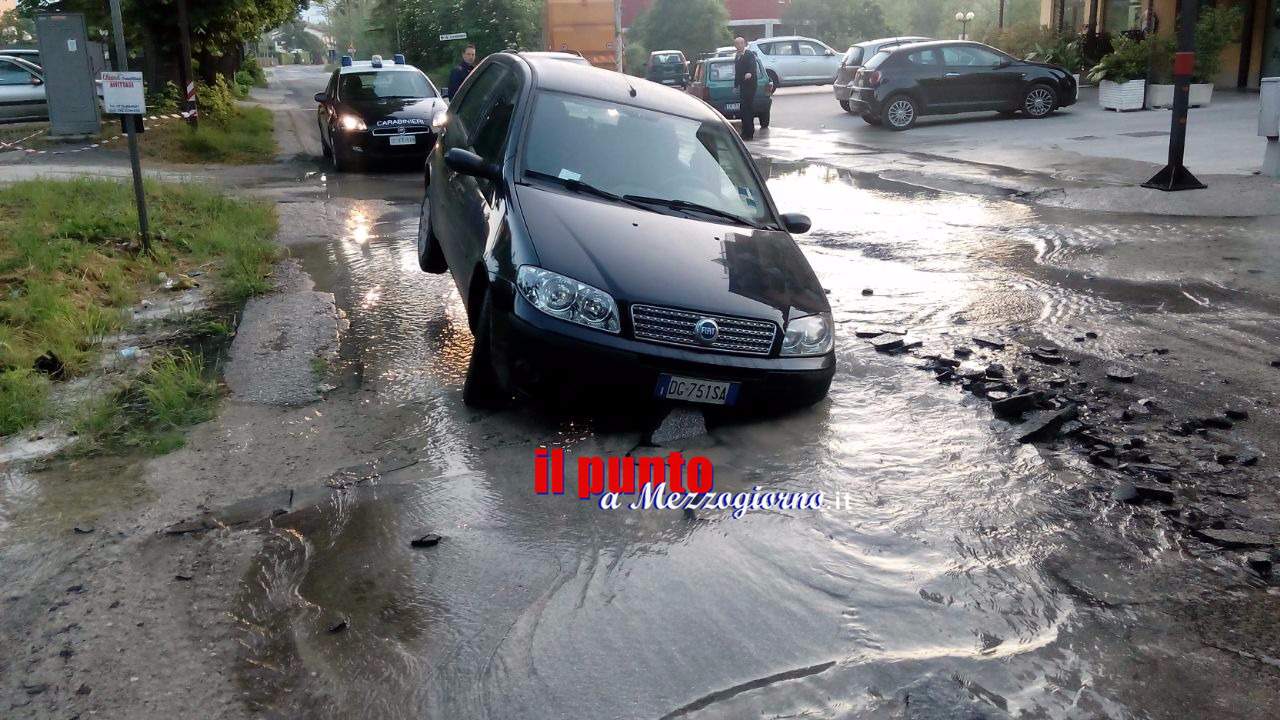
[631,0,730,64]
[783,0,891,50]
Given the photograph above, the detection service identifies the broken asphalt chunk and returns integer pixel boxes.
[972,336,1005,350]
[410,533,442,548]
[854,326,906,338]
[991,392,1039,418]
[1016,405,1079,443]
[869,334,904,352]
[1202,415,1234,430]
[1031,351,1064,365]
[1115,481,1175,505]
[1105,368,1136,383]
[1246,553,1273,577]
[1193,528,1274,549]
[1223,407,1249,421]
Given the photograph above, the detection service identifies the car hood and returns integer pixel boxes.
[340,96,444,128]
[515,185,829,326]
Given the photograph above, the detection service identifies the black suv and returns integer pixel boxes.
[846,40,1076,130]
[417,53,834,410]
[645,50,690,88]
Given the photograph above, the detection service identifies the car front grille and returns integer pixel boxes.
[370,127,433,136]
[630,304,777,356]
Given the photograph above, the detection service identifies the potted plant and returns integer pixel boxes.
[1088,36,1150,111]
[1144,37,1177,109]
[1027,35,1084,87]
[1190,5,1244,107]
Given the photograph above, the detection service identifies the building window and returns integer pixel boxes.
[1104,0,1143,31]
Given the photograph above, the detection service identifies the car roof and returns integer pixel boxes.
[0,55,42,73]
[854,36,930,49]
[752,36,825,44]
[514,55,720,122]
[881,39,996,54]
[338,61,422,75]
[650,50,684,55]
[519,51,587,62]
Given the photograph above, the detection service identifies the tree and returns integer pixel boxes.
[630,0,728,64]
[0,8,36,47]
[396,0,541,73]
[17,0,309,80]
[784,0,891,49]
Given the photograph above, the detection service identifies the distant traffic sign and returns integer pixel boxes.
[439,32,467,41]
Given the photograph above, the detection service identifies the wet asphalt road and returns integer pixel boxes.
[3,65,1278,719]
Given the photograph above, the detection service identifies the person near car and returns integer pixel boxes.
[448,44,477,99]
[732,37,758,140]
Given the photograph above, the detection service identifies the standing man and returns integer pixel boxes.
[448,44,477,99]
[733,36,759,140]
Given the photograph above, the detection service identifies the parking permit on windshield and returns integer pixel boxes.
[558,169,582,182]
[737,186,758,207]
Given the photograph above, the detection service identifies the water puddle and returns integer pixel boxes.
[229,158,1276,717]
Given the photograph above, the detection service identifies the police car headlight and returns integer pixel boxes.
[516,266,620,334]
[339,114,367,132]
[781,313,833,356]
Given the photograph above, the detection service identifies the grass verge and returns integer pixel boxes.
[138,106,276,165]
[0,106,276,165]
[0,177,279,441]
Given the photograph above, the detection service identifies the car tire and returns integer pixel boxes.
[416,197,447,274]
[839,99,851,112]
[861,113,882,126]
[463,292,508,408]
[881,94,918,131]
[320,129,332,159]
[331,136,352,172]
[1022,83,1057,119]
[766,70,780,88]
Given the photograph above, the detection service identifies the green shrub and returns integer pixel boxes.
[196,75,238,123]
[1088,35,1155,83]
[1027,34,1084,73]
[147,81,183,114]
[1194,5,1244,82]
[243,56,268,87]
[982,24,1061,61]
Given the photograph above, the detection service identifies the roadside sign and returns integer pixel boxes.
[439,32,467,41]
[101,71,146,114]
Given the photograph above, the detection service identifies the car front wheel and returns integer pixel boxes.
[416,196,447,273]
[463,293,509,408]
[882,95,917,131]
[1022,84,1057,118]
[839,99,851,112]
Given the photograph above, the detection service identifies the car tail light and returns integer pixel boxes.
[861,70,883,87]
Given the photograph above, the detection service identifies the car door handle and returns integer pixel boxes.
[945,72,961,77]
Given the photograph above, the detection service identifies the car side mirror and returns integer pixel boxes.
[780,213,811,234]
[313,92,328,103]
[445,148,501,182]
[31,76,43,86]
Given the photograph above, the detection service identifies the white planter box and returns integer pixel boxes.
[1099,79,1147,111]
[1189,83,1213,107]
[1145,83,1175,109]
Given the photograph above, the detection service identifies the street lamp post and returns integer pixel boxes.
[955,11,975,40]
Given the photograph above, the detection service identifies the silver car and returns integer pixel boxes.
[748,36,842,87]
[0,55,46,122]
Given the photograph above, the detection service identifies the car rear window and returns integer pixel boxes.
[842,47,863,66]
[708,62,735,81]
[863,50,891,70]
[652,53,683,64]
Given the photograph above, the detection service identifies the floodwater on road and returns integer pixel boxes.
[175,160,1280,718]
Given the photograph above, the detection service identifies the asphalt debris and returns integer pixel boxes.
[410,533,442,548]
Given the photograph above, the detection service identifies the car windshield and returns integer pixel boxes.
[652,53,683,65]
[843,47,864,66]
[339,70,435,101]
[522,92,774,228]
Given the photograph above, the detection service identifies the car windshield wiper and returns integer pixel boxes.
[523,171,654,212]
[622,195,772,230]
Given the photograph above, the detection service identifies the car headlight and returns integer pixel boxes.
[516,266,620,334]
[781,313,834,356]
[339,114,366,131]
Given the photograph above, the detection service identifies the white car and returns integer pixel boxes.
[748,36,842,87]
[0,55,47,122]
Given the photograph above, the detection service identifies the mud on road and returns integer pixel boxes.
[2,65,1279,719]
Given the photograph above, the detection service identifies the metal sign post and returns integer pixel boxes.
[1143,0,1206,191]
[176,0,198,127]
[108,0,150,250]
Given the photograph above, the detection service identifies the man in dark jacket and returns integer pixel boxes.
[447,44,477,99]
[732,36,759,140]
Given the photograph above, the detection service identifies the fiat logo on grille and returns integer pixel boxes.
[694,318,719,343]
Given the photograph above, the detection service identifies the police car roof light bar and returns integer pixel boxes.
[340,55,352,67]
[371,54,383,67]
[393,54,406,65]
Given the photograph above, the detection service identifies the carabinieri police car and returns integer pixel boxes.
[315,54,445,171]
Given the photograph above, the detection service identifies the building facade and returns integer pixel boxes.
[1040,0,1278,89]
[621,0,794,40]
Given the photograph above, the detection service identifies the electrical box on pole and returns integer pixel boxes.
[34,13,101,137]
